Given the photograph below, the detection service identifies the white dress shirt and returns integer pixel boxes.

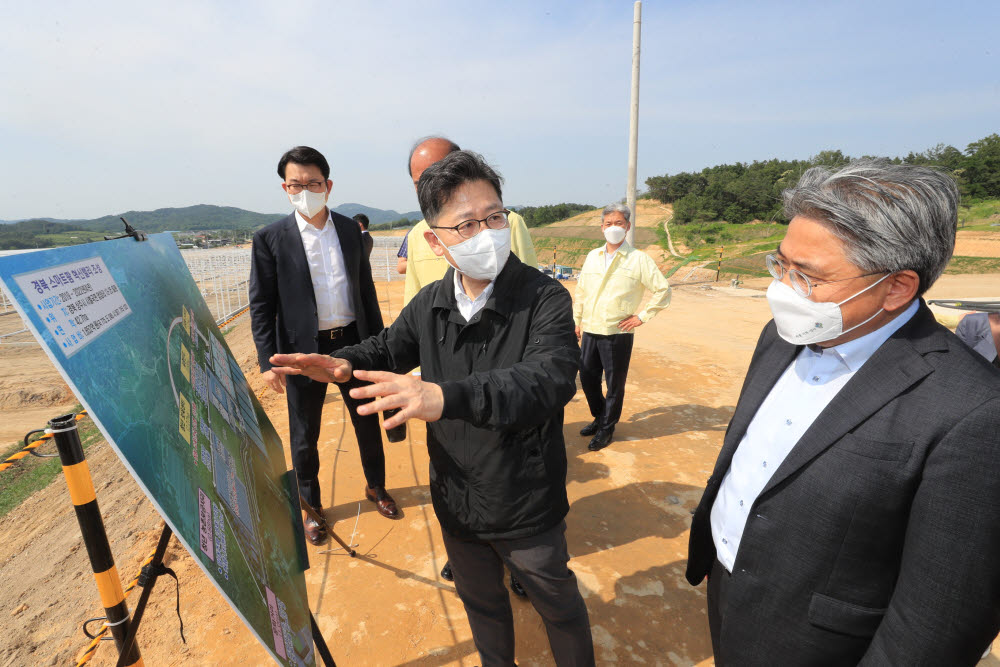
[296,210,354,329]
[711,299,919,572]
[604,245,618,270]
[453,270,494,323]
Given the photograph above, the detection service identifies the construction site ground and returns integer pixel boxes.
[1,267,999,665]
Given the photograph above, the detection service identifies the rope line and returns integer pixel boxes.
[217,305,249,329]
[1,411,88,473]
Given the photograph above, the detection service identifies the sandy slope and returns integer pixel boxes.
[542,201,673,229]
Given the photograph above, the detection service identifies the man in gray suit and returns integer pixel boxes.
[956,311,1000,368]
[687,160,1000,665]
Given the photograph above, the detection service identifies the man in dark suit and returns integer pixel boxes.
[353,213,374,259]
[250,146,399,546]
[687,160,1000,665]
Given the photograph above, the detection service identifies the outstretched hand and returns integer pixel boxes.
[349,370,444,429]
[268,353,353,384]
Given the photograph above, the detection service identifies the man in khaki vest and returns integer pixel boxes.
[402,136,537,306]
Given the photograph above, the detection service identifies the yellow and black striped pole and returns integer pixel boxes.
[50,413,143,667]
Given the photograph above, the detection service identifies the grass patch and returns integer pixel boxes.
[536,203,999,277]
[35,231,110,246]
[695,250,773,281]
[943,255,1000,274]
[530,235,598,269]
[531,226,657,245]
[663,256,700,278]
[0,406,104,519]
[668,221,787,250]
[957,198,1000,231]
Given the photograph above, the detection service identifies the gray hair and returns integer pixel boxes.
[782,159,959,296]
[602,202,631,223]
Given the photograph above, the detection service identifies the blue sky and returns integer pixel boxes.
[1,0,997,220]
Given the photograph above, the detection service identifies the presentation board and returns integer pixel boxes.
[0,234,313,666]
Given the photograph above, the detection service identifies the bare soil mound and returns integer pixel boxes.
[542,200,672,229]
[954,230,1000,257]
[0,345,76,446]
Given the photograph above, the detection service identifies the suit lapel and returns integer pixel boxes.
[331,215,359,283]
[758,307,940,498]
[282,214,314,304]
[715,330,799,474]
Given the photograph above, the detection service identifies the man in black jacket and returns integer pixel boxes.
[271,151,595,666]
[249,146,399,549]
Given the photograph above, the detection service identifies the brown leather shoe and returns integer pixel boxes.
[365,485,401,519]
[304,512,328,546]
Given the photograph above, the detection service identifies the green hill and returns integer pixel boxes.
[0,203,425,250]
[66,205,284,234]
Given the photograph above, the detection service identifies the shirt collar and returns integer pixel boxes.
[815,299,920,371]
[432,255,523,317]
[295,209,332,233]
[599,242,633,257]
[453,268,495,306]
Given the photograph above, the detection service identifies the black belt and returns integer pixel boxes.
[317,322,355,340]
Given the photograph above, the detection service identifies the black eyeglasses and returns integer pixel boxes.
[431,210,510,240]
[766,254,886,298]
[285,181,326,194]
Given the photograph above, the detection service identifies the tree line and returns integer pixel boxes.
[371,217,416,230]
[370,204,601,230]
[514,203,598,228]
[645,133,1000,225]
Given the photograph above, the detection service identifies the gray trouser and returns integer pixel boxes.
[442,520,595,667]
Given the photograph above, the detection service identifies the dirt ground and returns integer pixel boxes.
[2,272,1000,666]
[954,232,1000,257]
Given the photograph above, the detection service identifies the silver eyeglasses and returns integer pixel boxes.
[765,254,885,298]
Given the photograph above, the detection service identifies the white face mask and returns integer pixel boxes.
[766,273,891,345]
[604,225,627,245]
[435,227,511,281]
[288,188,327,219]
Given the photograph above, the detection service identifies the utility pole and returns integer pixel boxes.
[625,1,642,247]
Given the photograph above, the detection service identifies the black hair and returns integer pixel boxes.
[407,136,461,177]
[352,213,370,230]
[417,150,504,223]
[277,146,330,180]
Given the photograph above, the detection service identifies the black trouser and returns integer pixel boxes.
[442,521,595,667]
[285,322,385,508]
[707,558,731,662]
[579,332,634,431]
